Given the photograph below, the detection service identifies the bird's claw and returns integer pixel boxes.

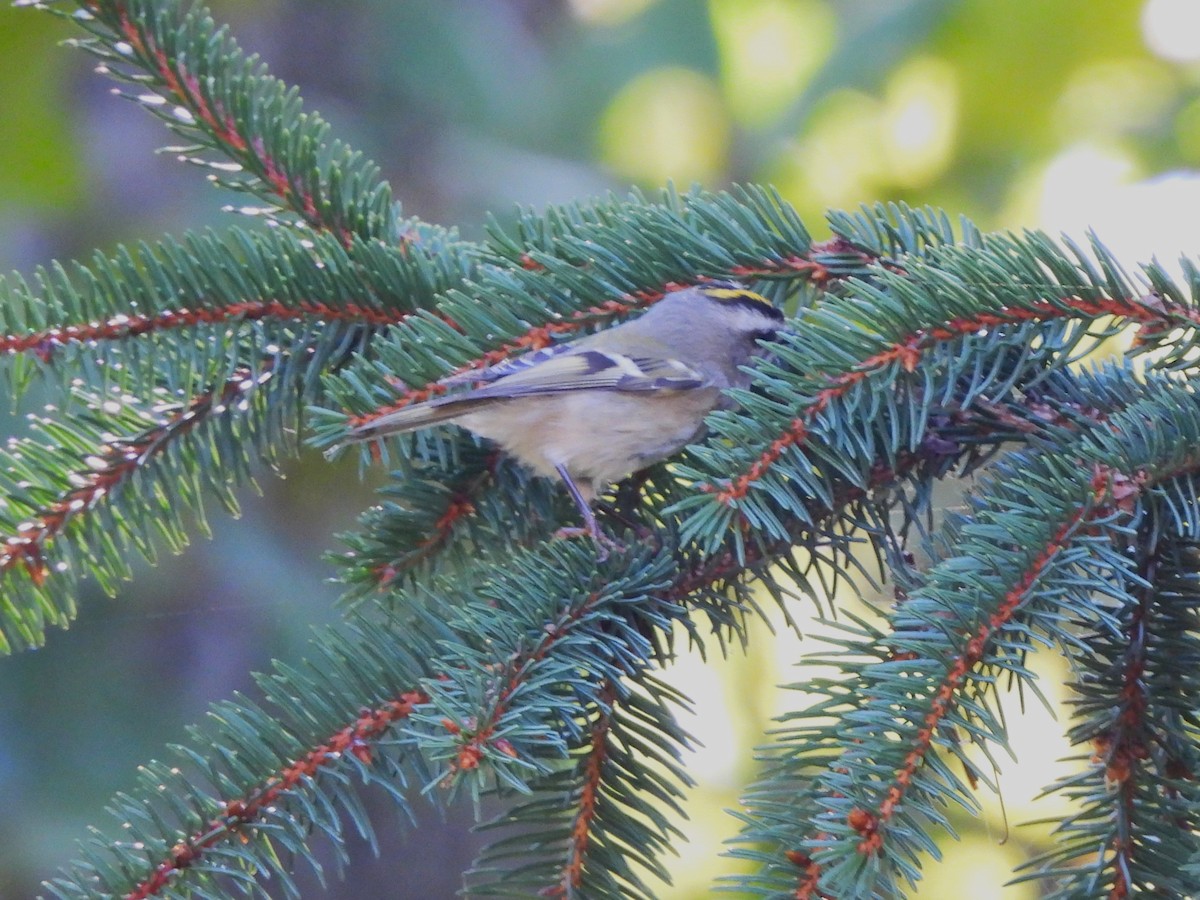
[552,526,624,562]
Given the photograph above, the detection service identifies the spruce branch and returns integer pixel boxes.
[123,688,431,900]
[557,678,619,896]
[27,0,399,240]
[0,224,474,648]
[468,674,696,900]
[1018,513,1200,897]
[46,610,443,900]
[708,291,1168,505]
[25,184,1200,896]
[334,445,570,597]
[5,3,1200,892]
[0,363,279,651]
[0,227,465,402]
[0,297,408,359]
[1056,512,1163,900]
[728,381,1200,898]
[680,224,1200,544]
[49,534,784,899]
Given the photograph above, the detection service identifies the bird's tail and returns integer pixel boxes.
[344,395,489,441]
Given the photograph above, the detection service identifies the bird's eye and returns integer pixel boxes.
[751,328,783,343]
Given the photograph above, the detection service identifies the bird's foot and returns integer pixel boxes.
[552,526,624,562]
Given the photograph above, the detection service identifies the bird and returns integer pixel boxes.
[345,282,786,550]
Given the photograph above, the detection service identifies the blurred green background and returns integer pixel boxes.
[1,0,1199,896]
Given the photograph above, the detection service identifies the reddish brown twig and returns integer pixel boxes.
[79,0,359,242]
[1,362,274,586]
[0,299,412,362]
[125,689,429,900]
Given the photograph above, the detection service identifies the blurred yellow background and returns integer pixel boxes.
[1,0,1198,896]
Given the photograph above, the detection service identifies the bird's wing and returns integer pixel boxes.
[346,350,707,440]
[437,342,576,388]
[463,348,709,398]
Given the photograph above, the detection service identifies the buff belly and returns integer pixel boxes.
[457,388,721,496]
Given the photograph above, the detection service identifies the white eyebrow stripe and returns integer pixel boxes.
[729,305,783,333]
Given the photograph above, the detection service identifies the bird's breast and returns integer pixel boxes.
[457,388,722,487]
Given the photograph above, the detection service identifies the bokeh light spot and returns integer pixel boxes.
[1142,0,1200,63]
[773,90,883,207]
[709,0,834,126]
[1056,59,1176,139]
[882,57,958,187]
[568,0,658,26]
[599,67,730,185]
[1175,94,1200,161]
[1035,142,1200,286]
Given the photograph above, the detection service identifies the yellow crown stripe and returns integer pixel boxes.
[700,287,775,310]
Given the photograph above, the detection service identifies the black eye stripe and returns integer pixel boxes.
[733,297,785,321]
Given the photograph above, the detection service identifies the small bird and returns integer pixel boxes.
[346,282,786,549]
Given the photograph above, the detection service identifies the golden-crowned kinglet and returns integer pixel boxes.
[347,282,785,547]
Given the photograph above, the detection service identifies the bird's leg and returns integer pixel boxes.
[554,464,621,560]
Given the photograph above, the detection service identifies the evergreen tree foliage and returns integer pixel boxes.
[5,1,1200,897]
